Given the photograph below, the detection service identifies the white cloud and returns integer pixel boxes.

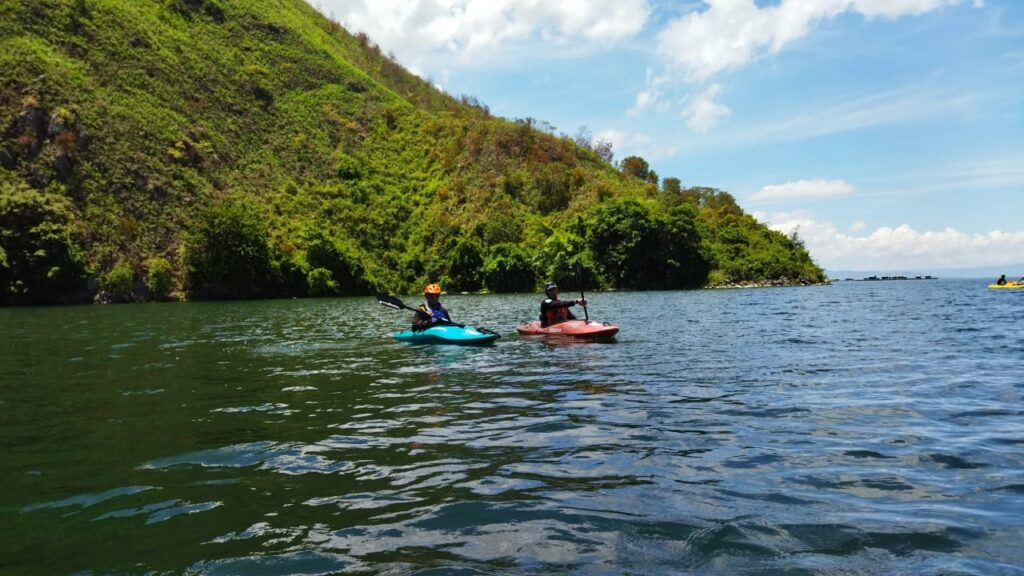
[764,210,1024,270]
[316,0,650,70]
[629,89,660,116]
[656,0,976,82]
[926,155,1024,191]
[751,178,855,202]
[850,219,867,232]
[628,69,669,116]
[597,128,648,149]
[669,81,981,151]
[684,83,731,132]
[596,128,678,161]
[851,0,976,19]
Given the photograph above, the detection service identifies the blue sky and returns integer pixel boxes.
[313,0,1024,273]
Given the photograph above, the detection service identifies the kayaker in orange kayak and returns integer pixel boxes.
[540,282,587,327]
[412,283,452,331]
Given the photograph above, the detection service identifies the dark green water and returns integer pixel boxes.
[2,280,1023,575]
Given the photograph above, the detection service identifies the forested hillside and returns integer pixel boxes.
[0,0,825,304]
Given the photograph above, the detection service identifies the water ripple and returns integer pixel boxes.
[4,282,1024,574]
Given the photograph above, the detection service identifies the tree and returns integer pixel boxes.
[145,257,173,300]
[703,189,742,217]
[0,180,87,305]
[663,177,681,196]
[306,229,368,295]
[646,170,659,187]
[662,204,711,287]
[593,138,614,163]
[184,197,277,300]
[573,126,593,150]
[620,155,650,181]
[585,199,662,289]
[445,236,483,292]
[483,243,535,293]
[585,198,709,289]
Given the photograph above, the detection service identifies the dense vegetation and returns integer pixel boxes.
[0,0,824,305]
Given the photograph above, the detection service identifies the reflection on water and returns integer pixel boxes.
[1,281,1023,575]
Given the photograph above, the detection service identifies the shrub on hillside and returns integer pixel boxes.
[585,198,709,289]
[305,230,369,295]
[306,267,337,296]
[145,257,173,300]
[0,178,87,305]
[184,197,277,300]
[164,0,225,22]
[482,243,534,293]
[101,258,134,302]
[444,236,484,292]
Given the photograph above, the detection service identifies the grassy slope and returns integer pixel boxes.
[0,0,824,303]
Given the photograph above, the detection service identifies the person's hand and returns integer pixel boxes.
[576,298,588,306]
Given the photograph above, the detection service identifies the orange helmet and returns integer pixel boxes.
[424,283,442,295]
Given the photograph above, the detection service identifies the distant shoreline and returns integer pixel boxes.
[835,275,938,282]
[708,278,832,289]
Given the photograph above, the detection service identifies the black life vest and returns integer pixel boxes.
[541,299,571,326]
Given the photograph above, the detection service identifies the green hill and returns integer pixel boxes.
[0,0,825,305]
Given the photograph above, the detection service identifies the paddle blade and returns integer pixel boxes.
[376,293,407,311]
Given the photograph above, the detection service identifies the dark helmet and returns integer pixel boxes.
[544,282,558,292]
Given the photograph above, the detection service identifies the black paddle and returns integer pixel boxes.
[375,293,499,335]
[573,261,590,322]
[376,293,424,314]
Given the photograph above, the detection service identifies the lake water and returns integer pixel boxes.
[2,279,1023,575]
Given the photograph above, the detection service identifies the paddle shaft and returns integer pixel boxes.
[376,294,465,328]
[574,262,589,322]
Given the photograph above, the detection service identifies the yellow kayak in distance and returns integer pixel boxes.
[989,282,1024,289]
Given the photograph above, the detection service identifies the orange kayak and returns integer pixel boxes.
[516,320,619,339]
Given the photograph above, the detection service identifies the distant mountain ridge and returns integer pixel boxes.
[0,0,824,304]
[827,263,1024,280]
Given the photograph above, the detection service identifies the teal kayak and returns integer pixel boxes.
[393,324,500,346]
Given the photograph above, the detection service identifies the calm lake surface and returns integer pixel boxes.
[2,279,1023,575]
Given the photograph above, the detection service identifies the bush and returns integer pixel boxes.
[335,154,362,181]
[101,259,134,302]
[444,236,483,292]
[306,267,337,296]
[145,257,173,300]
[184,197,277,300]
[483,243,535,293]
[164,0,225,22]
[305,230,369,295]
[0,179,87,305]
[585,199,661,289]
[585,199,709,289]
[537,232,585,290]
[662,204,711,287]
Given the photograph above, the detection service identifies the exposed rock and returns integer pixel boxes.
[709,277,832,289]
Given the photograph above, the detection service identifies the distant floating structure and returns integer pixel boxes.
[859,275,937,281]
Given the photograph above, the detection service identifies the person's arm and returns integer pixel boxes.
[542,298,584,310]
[411,308,431,331]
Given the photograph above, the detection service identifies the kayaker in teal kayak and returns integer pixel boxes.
[540,282,586,327]
[412,283,452,331]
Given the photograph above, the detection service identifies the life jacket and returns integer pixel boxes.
[541,299,570,326]
[421,302,447,323]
